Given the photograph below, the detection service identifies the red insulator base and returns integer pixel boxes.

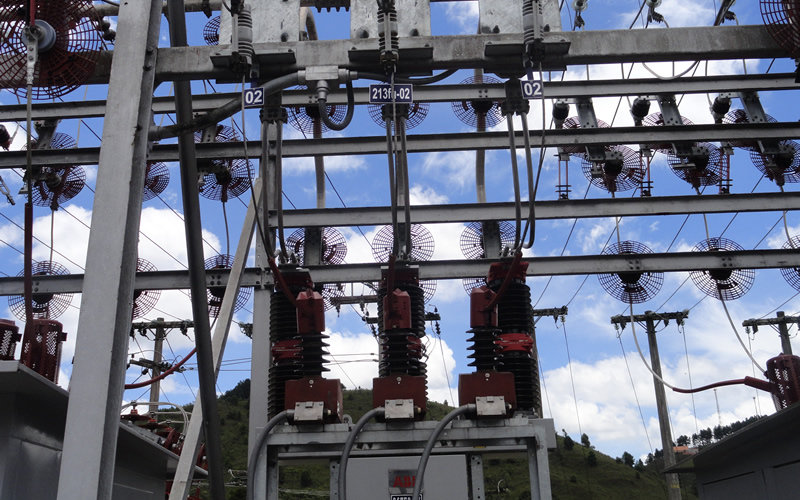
[373,374,427,421]
[285,376,343,424]
[458,371,516,416]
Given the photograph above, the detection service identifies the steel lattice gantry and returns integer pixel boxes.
[1,1,799,499]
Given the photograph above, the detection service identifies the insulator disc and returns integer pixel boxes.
[581,145,645,193]
[368,101,430,131]
[560,116,611,156]
[132,258,161,319]
[451,75,505,128]
[761,0,800,58]
[723,109,778,151]
[203,16,220,45]
[286,227,348,265]
[462,277,488,295]
[689,238,755,301]
[372,224,435,263]
[598,241,663,304]
[460,221,515,260]
[781,237,800,292]
[287,85,346,135]
[9,261,72,320]
[418,279,437,304]
[320,282,345,311]
[641,112,694,154]
[750,140,800,185]
[204,254,252,318]
[194,126,253,201]
[22,133,86,208]
[667,142,724,188]
[0,0,104,99]
[143,162,170,201]
[31,165,86,208]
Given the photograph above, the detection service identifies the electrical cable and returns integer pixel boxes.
[560,317,593,499]
[628,303,676,390]
[411,404,476,500]
[678,321,700,435]
[720,296,766,372]
[317,78,355,131]
[150,72,301,141]
[505,110,523,250]
[356,69,456,85]
[617,333,654,452]
[338,407,385,500]
[124,347,197,389]
[222,201,230,257]
[246,410,293,500]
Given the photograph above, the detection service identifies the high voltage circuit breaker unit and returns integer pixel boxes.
[1,0,800,499]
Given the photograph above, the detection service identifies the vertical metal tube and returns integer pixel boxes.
[165,1,225,498]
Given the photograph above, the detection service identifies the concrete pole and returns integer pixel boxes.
[644,311,682,500]
[149,319,165,408]
[777,311,794,356]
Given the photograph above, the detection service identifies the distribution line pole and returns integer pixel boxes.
[151,322,165,407]
[611,310,687,500]
[743,311,799,356]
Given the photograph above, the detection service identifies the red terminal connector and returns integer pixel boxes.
[470,286,498,328]
[383,288,412,330]
[496,333,534,354]
[296,289,325,335]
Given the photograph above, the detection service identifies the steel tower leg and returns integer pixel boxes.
[56,1,162,499]
[249,114,281,500]
[169,184,262,500]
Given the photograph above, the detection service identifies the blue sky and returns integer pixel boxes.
[0,0,798,464]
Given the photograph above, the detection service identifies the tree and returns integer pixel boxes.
[563,434,574,450]
[676,435,690,447]
[634,459,645,472]
[622,451,635,467]
[580,433,591,448]
[586,450,598,466]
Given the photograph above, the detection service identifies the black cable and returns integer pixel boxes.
[317,79,355,131]
[357,69,456,85]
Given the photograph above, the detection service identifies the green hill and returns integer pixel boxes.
[185,379,697,500]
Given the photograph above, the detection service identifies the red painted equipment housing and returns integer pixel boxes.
[372,373,427,419]
[284,376,343,423]
[458,370,516,414]
[20,319,66,383]
[0,318,21,360]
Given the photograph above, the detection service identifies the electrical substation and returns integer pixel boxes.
[1,0,800,499]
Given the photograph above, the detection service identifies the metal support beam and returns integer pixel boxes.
[166,0,225,497]
[93,25,782,83]
[56,1,162,499]
[169,184,261,500]
[4,73,797,123]
[277,192,800,227]
[249,118,281,500]
[4,249,798,295]
[4,122,800,168]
